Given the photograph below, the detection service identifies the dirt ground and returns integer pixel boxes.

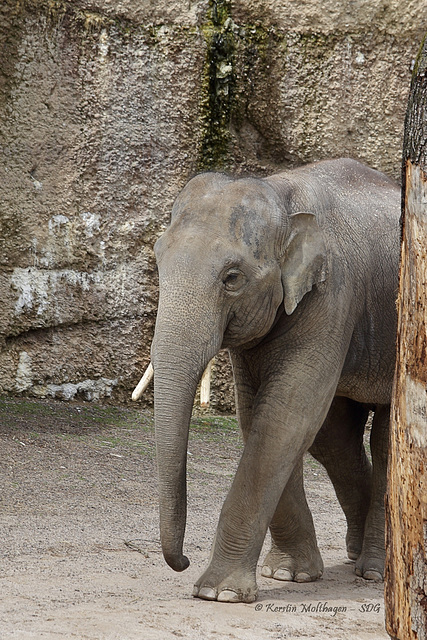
[0,395,389,640]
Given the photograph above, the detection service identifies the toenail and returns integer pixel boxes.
[198,587,217,600]
[295,572,312,583]
[217,589,240,603]
[363,570,383,582]
[273,568,293,581]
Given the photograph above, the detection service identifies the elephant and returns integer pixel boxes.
[151,157,400,603]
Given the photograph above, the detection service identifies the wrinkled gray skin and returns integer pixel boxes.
[151,158,400,603]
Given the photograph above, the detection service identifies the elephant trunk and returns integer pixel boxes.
[152,294,222,571]
[154,362,195,572]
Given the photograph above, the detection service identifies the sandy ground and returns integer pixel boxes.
[0,396,389,640]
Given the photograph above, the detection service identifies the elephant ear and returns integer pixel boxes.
[280,212,328,315]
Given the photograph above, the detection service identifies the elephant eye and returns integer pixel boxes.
[222,268,246,292]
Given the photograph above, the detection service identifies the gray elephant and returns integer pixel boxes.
[151,158,400,603]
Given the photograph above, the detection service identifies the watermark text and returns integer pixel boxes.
[254,601,381,616]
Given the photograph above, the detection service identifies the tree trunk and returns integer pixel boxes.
[385,34,427,640]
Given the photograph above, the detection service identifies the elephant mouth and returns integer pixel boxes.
[222,311,254,348]
[222,305,284,350]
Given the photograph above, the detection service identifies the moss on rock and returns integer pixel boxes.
[197,0,236,171]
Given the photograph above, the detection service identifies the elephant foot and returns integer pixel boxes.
[193,566,258,603]
[261,543,324,583]
[346,529,364,561]
[355,552,384,582]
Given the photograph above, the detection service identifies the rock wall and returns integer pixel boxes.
[0,0,425,409]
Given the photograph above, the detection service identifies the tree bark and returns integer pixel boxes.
[385,34,427,640]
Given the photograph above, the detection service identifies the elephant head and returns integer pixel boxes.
[151,172,327,571]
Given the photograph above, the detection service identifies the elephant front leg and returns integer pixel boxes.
[192,442,270,603]
[193,408,331,602]
[192,337,343,603]
[261,457,324,583]
[193,354,265,602]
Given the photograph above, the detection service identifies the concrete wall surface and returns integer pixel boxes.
[0,0,425,408]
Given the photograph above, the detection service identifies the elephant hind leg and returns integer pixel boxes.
[355,404,389,581]
[262,456,324,583]
[308,397,372,563]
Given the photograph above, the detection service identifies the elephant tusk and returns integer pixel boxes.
[132,362,154,401]
[200,360,212,408]
[132,359,214,405]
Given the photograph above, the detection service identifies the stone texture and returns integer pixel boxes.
[0,0,424,408]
